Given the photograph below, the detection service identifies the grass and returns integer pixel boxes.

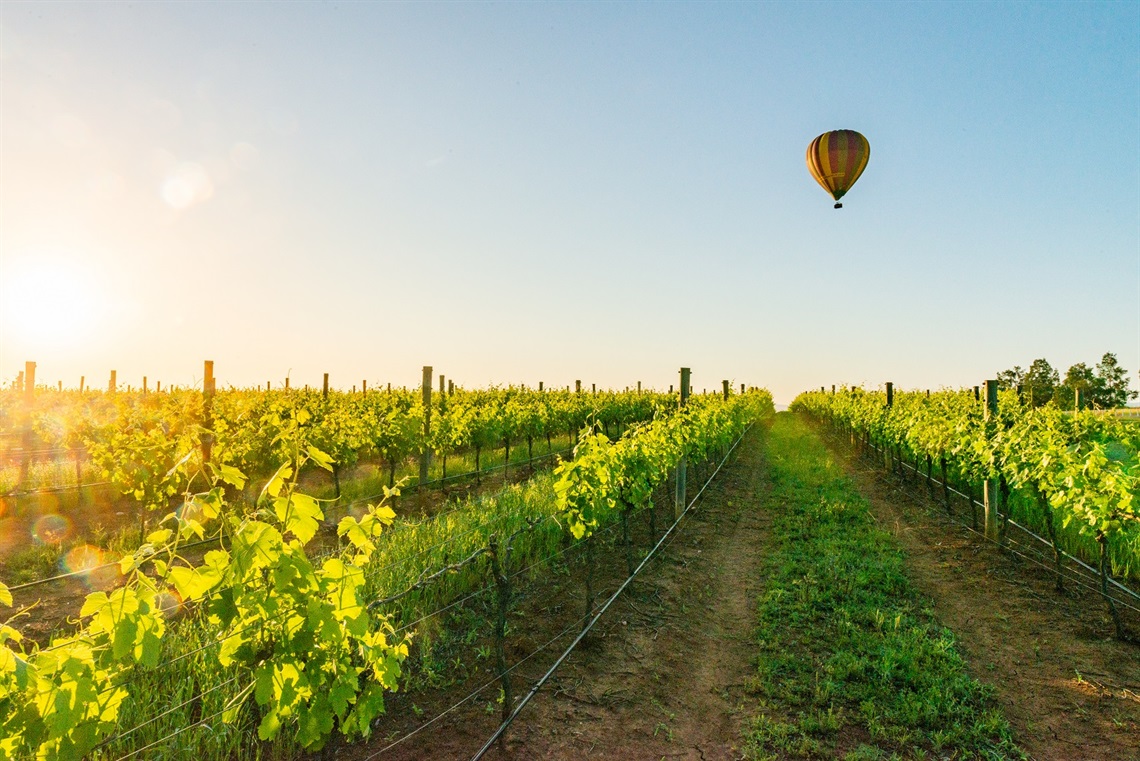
[743,414,1023,761]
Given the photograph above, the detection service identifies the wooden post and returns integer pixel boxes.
[674,367,690,519]
[1075,388,1085,411]
[285,377,290,390]
[885,382,894,408]
[420,366,432,485]
[741,383,745,394]
[575,380,581,394]
[973,385,980,402]
[24,362,35,405]
[448,379,454,395]
[983,379,999,542]
[202,361,215,464]
[16,371,23,393]
[109,370,117,393]
[143,376,148,395]
[722,379,729,401]
[362,380,367,394]
[669,384,673,394]
[157,381,162,393]
[821,386,825,393]
[637,380,641,395]
[538,381,543,391]
[831,384,836,394]
[80,376,85,393]
[58,381,62,392]
[591,383,596,394]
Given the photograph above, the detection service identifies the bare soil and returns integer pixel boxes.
[818,427,1140,761]
[337,430,773,761]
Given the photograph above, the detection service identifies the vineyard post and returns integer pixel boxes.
[637,380,641,395]
[592,383,596,394]
[832,384,836,394]
[19,361,35,492]
[420,366,432,485]
[16,371,23,393]
[1075,388,1085,411]
[448,379,454,395]
[142,377,148,395]
[741,383,745,394]
[24,361,35,405]
[80,376,85,393]
[723,380,729,401]
[439,375,445,395]
[57,381,62,392]
[109,370,117,393]
[575,380,581,394]
[323,373,329,399]
[884,382,894,473]
[669,384,673,394]
[983,379,999,542]
[674,367,690,519]
[973,385,979,402]
[285,377,290,390]
[362,380,367,394]
[487,535,514,726]
[202,360,215,465]
[538,381,543,391]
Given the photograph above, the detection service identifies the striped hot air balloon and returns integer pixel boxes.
[806,130,870,209]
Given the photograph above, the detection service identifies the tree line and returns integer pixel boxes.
[997,352,1136,409]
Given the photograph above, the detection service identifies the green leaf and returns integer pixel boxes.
[0,583,11,608]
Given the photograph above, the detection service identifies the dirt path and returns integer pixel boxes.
[343,428,773,761]
[816,426,1140,761]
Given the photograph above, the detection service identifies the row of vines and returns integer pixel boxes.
[0,387,773,759]
[792,387,1139,636]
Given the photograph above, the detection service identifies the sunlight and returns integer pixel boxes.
[1,254,105,350]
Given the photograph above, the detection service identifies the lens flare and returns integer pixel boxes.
[32,513,72,544]
[155,590,182,618]
[60,544,120,589]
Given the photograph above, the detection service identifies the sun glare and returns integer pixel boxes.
[1,256,105,350]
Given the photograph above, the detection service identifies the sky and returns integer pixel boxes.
[1,1,1138,405]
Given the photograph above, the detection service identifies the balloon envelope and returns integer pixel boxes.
[806,130,870,205]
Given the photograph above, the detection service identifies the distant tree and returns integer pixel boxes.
[1055,362,1095,409]
[996,365,1025,391]
[1023,358,1058,408]
[1092,353,1137,409]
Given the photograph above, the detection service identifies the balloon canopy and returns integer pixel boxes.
[806,130,870,209]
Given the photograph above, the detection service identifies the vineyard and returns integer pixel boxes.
[1,369,1138,760]
[0,365,773,759]
[792,385,1140,638]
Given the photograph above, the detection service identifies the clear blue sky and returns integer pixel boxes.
[2,1,1137,404]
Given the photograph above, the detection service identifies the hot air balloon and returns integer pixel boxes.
[806,130,869,209]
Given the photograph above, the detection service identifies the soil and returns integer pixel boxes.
[816,426,1140,761]
[337,430,773,761]
[335,419,1140,761]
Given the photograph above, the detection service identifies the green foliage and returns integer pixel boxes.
[792,386,1140,579]
[743,415,1022,760]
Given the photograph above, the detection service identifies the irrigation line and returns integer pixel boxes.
[857,436,1140,606]
[364,584,622,760]
[470,426,749,760]
[94,675,240,751]
[1,480,111,498]
[6,535,226,593]
[111,702,235,761]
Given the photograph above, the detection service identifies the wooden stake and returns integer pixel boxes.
[420,366,432,485]
[983,379,999,542]
[674,367,690,519]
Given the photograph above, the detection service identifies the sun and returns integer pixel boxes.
[1,254,105,350]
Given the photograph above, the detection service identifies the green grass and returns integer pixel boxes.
[743,414,1023,760]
